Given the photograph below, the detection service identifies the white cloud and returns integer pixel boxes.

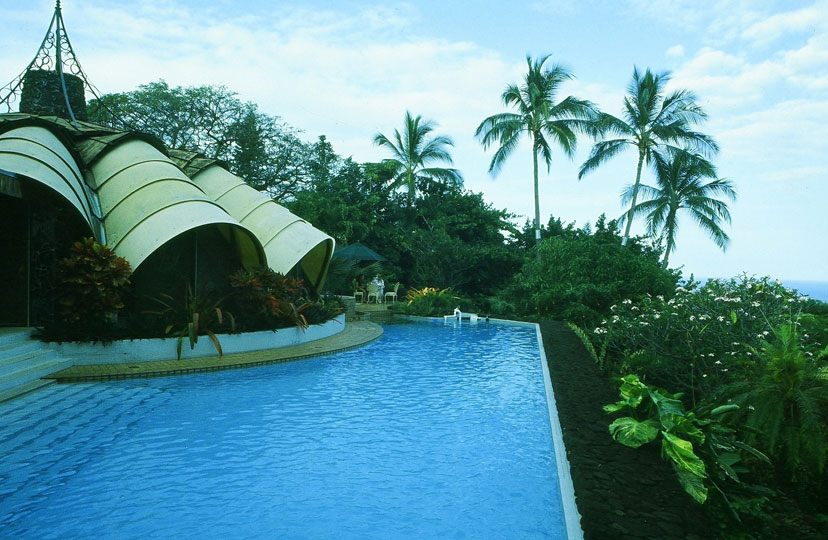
[3,0,827,281]
[671,48,781,109]
[741,2,828,47]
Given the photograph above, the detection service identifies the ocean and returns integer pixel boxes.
[782,280,828,303]
[697,278,828,303]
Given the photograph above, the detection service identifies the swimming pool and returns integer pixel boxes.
[1,321,572,539]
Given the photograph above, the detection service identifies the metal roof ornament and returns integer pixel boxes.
[0,1,107,127]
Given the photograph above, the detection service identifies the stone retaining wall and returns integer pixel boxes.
[48,315,345,364]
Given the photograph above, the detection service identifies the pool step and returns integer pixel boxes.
[0,330,74,403]
[355,309,395,323]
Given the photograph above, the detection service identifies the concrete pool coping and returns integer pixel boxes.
[45,320,383,382]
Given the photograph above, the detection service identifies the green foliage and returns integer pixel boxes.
[374,111,462,203]
[591,275,817,403]
[228,268,314,331]
[605,375,769,507]
[288,145,520,298]
[300,294,346,327]
[605,375,709,503]
[579,66,719,245]
[587,275,827,535]
[726,324,828,481]
[147,285,233,358]
[504,215,677,327]
[622,149,736,267]
[89,80,310,200]
[52,237,132,338]
[476,54,596,242]
[394,287,473,317]
[566,321,608,369]
[288,154,389,250]
[404,182,523,295]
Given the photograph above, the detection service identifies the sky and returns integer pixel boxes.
[1,0,826,281]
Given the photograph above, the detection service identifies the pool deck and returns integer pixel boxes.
[45,320,383,382]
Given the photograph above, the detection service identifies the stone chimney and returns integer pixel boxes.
[19,69,88,121]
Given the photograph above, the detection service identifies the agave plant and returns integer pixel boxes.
[147,285,233,359]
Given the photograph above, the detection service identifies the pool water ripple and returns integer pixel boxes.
[1,322,567,539]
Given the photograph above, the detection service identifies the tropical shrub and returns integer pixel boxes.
[605,375,769,507]
[590,275,814,404]
[228,268,321,331]
[51,237,132,339]
[394,287,473,317]
[301,294,345,326]
[503,216,677,326]
[725,324,828,482]
[580,275,828,538]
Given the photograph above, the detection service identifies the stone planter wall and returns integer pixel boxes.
[48,315,345,365]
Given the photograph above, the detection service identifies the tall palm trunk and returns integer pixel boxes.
[406,165,415,205]
[533,141,541,246]
[662,238,674,268]
[661,209,677,268]
[622,147,646,246]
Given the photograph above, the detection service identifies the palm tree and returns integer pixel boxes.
[621,149,735,267]
[579,67,719,246]
[374,111,462,204]
[475,55,595,246]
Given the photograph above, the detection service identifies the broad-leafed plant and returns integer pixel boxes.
[229,268,313,331]
[55,237,132,332]
[605,374,769,507]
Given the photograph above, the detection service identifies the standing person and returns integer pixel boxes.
[372,275,385,303]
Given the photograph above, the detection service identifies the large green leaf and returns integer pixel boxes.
[603,401,628,414]
[714,451,741,482]
[662,432,708,503]
[675,464,708,504]
[667,415,706,445]
[609,417,660,448]
[647,387,685,422]
[616,374,648,408]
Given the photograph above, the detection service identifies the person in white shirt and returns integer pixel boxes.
[372,275,385,302]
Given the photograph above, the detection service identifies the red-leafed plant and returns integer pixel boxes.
[229,268,313,331]
[55,237,132,331]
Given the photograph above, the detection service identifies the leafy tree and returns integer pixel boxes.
[230,109,311,200]
[373,111,462,204]
[504,215,677,326]
[287,156,385,245]
[88,80,310,200]
[622,150,736,267]
[578,67,719,246]
[402,180,522,295]
[476,55,595,246]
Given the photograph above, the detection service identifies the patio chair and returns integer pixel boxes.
[366,283,380,304]
[384,282,400,303]
[352,278,365,302]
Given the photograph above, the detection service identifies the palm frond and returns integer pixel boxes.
[579,139,631,179]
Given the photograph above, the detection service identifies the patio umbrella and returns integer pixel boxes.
[333,242,386,261]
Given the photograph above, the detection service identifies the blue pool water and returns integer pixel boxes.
[0,322,567,539]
